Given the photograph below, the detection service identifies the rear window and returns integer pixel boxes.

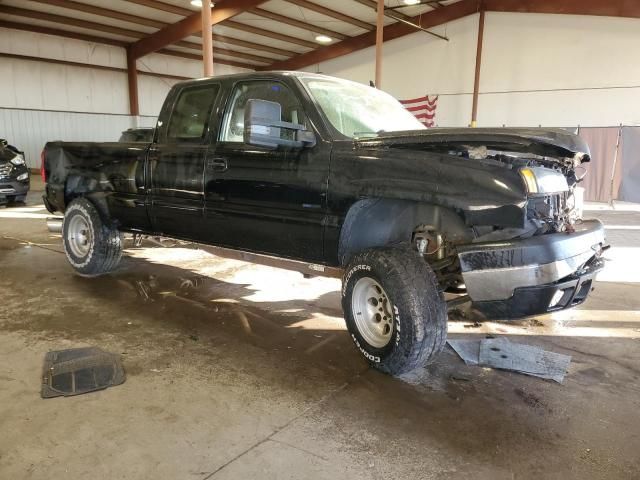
[167,84,220,141]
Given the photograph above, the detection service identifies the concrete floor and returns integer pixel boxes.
[1,178,639,479]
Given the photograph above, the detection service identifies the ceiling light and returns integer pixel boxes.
[403,0,421,5]
[315,35,332,44]
[190,0,214,7]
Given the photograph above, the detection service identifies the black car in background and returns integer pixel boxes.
[0,139,30,204]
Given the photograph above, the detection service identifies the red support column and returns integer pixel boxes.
[126,48,139,116]
[201,3,214,77]
[471,10,485,127]
[375,0,384,88]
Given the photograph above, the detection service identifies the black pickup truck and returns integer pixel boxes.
[42,72,606,375]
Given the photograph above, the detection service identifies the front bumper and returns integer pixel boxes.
[0,177,30,201]
[458,219,606,318]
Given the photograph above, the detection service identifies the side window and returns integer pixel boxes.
[220,81,305,142]
[167,84,219,142]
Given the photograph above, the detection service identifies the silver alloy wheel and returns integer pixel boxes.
[67,214,92,258]
[351,277,395,348]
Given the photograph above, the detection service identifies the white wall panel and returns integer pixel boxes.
[0,108,156,168]
[0,26,250,166]
[313,12,640,128]
[311,14,478,105]
[0,27,249,119]
[478,88,640,128]
[138,75,179,117]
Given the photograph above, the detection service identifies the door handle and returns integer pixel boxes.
[207,157,228,172]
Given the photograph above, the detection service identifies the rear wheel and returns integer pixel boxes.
[342,247,448,375]
[62,198,123,276]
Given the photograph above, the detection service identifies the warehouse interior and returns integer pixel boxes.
[1,1,640,478]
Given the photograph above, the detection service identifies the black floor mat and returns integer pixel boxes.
[41,347,126,398]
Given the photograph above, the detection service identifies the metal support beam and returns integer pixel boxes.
[158,49,257,70]
[201,2,214,76]
[375,0,384,88]
[30,0,165,29]
[268,0,640,72]
[266,0,477,70]
[0,52,192,81]
[3,4,270,64]
[129,0,267,60]
[355,0,448,41]
[127,0,192,16]
[0,5,146,40]
[250,7,347,40]
[127,49,140,116]
[471,10,485,128]
[0,20,128,47]
[223,20,318,49]
[0,20,257,70]
[283,0,375,31]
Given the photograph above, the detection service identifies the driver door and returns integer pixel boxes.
[203,79,329,262]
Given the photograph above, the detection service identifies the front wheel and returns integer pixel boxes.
[342,247,447,375]
[62,198,123,277]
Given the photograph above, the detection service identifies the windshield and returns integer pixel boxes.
[300,76,425,138]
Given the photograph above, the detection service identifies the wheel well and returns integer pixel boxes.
[337,198,472,266]
[64,175,110,223]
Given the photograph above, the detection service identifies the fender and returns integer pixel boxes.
[337,198,472,266]
[64,175,112,224]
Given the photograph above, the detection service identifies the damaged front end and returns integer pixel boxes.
[431,129,605,318]
[362,128,606,318]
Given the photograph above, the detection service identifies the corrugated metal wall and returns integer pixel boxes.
[0,108,156,168]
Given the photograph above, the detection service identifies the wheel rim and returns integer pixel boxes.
[67,214,92,258]
[351,277,395,348]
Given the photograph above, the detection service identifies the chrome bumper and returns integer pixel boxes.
[458,220,606,303]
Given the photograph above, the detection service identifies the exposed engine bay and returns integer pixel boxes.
[444,143,587,241]
[409,142,590,292]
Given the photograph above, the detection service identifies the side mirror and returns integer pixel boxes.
[244,99,315,150]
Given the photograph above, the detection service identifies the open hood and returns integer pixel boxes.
[355,127,590,164]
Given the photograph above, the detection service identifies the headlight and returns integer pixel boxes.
[10,155,25,166]
[520,167,568,195]
[17,172,29,181]
[519,167,538,194]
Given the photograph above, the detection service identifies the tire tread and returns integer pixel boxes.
[343,246,447,374]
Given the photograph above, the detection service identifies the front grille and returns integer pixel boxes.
[0,163,12,178]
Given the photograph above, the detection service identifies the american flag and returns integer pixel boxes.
[400,95,439,127]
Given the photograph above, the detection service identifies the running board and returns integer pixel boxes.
[194,244,344,279]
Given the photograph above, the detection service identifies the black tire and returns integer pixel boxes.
[62,198,123,277]
[342,247,448,375]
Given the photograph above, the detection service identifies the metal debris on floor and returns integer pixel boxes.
[41,347,126,398]
[447,337,572,383]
